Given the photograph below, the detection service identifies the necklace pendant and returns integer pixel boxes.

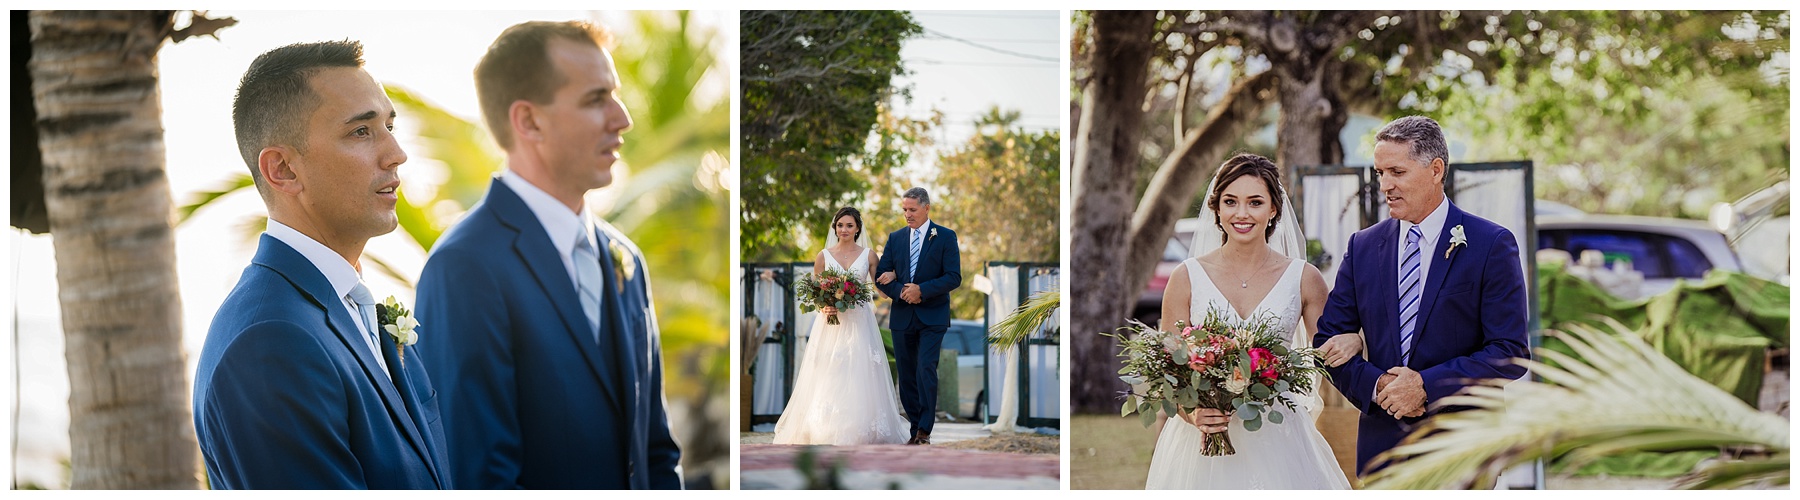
[1241,282,1248,288]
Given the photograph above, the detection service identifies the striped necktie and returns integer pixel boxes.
[1398,225,1424,364]
[908,226,924,280]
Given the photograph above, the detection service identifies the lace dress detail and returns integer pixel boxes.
[1143,258,1351,489]
[771,248,910,445]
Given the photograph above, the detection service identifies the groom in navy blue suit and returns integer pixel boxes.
[414,21,681,489]
[194,40,448,489]
[1314,116,1529,476]
[875,187,962,445]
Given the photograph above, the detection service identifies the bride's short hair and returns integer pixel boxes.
[1205,153,1284,242]
[831,206,863,241]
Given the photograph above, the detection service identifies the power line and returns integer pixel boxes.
[910,58,1057,68]
[916,36,1059,44]
[920,28,1058,63]
[912,11,1061,20]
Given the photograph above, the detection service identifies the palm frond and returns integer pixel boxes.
[990,290,1059,347]
[177,172,254,224]
[362,253,415,291]
[1364,319,1789,490]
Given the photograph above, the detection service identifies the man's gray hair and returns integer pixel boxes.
[902,187,931,206]
[1375,115,1449,167]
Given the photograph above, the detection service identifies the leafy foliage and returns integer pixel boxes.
[1071,10,1787,216]
[1364,320,1790,489]
[740,10,922,260]
[933,109,1061,318]
[991,290,1060,347]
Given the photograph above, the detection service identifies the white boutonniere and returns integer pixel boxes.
[377,296,420,368]
[928,227,938,241]
[1445,225,1467,259]
[608,240,635,283]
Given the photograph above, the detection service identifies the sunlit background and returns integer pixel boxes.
[11,10,732,489]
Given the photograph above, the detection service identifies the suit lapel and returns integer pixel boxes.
[1371,220,1402,365]
[915,223,936,278]
[487,180,624,413]
[380,336,445,488]
[896,228,914,283]
[592,228,640,416]
[254,235,438,486]
[1413,203,1465,357]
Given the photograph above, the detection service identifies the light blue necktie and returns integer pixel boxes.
[1398,225,1424,364]
[907,226,923,280]
[573,227,604,344]
[347,282,391,379]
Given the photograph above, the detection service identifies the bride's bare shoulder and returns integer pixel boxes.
[1300,261,1328,294]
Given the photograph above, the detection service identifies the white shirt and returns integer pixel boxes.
[1396,198,1451,293]
[911,220,935,246]
[502,171,600,296]
[265,219,390,379]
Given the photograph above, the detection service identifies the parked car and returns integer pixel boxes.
[1134,218,1202,324]
[942,319,988,420]
[1711,181,1789,286]
[1537,214,1742,299]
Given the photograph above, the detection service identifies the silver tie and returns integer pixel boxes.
[573,227,604,343]
[347,282,391,378]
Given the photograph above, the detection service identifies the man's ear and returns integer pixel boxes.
[1430,157,1447,182]
[509,100,542,145]
[258,145,302,195]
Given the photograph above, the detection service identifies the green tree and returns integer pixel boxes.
[933,108,1061,319]
[740,10,923,261]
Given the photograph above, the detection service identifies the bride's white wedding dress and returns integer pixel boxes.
[771,247,910,445]
[1144,257,1351,489]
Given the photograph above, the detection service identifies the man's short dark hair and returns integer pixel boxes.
[231,40,365,189]
[475,21,613,150]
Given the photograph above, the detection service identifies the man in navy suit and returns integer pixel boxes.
[874,187,962,445]
[414,21,681,489]
[194,40,448,489]
[1314,116,1530,475]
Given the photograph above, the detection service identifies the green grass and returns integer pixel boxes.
[1069,414,1162,490]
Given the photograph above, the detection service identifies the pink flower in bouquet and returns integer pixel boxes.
[1249,347,1280,381]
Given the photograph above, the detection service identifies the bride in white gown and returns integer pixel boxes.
[772,207,911,445]
[1144,154,1361,489]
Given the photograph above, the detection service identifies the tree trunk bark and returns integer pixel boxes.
[1120,72,1278,303]
[1273,60,1349,186]
[27,10,200,489]
[1069,10,1154,413]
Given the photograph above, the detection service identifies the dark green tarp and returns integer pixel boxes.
[1536,265,1788,477]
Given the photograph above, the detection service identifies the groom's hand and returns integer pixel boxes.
[900,284,921,304]
[877,271,896,285]
[1376,367,1427,418]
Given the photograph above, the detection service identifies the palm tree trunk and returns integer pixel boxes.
[26,10,199,489]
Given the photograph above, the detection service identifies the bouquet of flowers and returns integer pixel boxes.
[794,269,875,325]
[1109,306,1327,456]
